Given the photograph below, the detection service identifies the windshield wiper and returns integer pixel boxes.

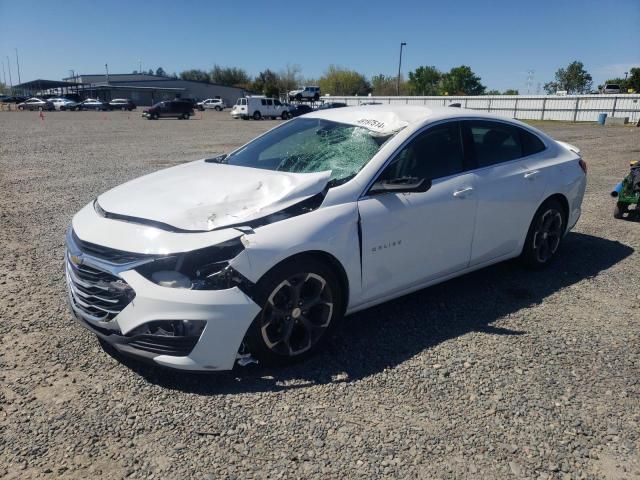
[205,154,228,164]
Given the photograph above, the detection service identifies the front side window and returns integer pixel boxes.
[466,120,522,167]
[222,118,396,185]
[267,99,273,106]
[379,122,464,182]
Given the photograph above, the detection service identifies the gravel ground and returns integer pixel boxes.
[1,110,639,480]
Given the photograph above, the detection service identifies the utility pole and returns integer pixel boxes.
[105,63,109,83]
[138,59,142,73]
[2,61,6,86]
[6,56,13,91]
[397,42,406,96]
[15,48,21,85]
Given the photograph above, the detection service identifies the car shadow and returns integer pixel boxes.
[102,232,633,395]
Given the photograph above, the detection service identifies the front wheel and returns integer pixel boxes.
[244,257,344,366]
[521,199,566,268]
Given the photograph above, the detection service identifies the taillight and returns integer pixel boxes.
[578,159,587,174]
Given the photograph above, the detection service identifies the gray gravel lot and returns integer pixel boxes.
[1,110,639,479]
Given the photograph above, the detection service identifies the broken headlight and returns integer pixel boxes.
[136,238,249,291]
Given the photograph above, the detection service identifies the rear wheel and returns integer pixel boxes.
[613,202,628,219]
[244,257,344,366]
[281,111,290,120]
[521,199,566,268]
[253,111,262,120]
[215,106,221,111]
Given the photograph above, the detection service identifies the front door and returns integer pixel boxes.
[357,121,478,304]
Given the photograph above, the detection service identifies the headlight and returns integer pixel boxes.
[136,238,249,291]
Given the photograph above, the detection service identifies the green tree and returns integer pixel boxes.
[318,65,371,96]
[210,65,252,87]
[503,89,519,95]
[253,69,279,97]
[147,69,154,76]
[179,69,210,82]
[371,74,404,95]
[0,82,9,94]
[155,67,167,77]
[441,65,486,95]
[627,67,640,92]
[543,61,592,94]
[408,66,441,95]
[486,89,501,95]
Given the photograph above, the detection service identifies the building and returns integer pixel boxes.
[60,73,247,106]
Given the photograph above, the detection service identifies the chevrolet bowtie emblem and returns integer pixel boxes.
[69,254,83,266]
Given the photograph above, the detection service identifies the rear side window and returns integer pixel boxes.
[267,99,273,106]
[261,99,267,106]
[519,129,546,156]
[466,120,522,167]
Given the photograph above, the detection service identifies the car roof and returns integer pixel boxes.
[303,105,531,136]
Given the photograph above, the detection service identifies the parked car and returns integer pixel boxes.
[66,106,587,371]
[289,104,313,117]
[78,99,109,111]
[109,98,136,111]
[2,95,28,104]
[17,97,55,111]
[231,96,291,120]
[198,98,227,111]
[49,98,79,111]
[288,86,321,102]
[142,100,194,120]
[316,102,348,110]
[602,84,621,94]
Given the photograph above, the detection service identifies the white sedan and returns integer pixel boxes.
[49,98,79,111]
[66,106,586,371]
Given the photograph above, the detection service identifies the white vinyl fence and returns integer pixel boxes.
[322,95,640,123]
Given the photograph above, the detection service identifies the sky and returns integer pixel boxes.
[0,0,638,92]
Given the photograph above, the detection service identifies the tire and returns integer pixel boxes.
[38,106,43,111]
[59,106,65,111]
[520,198,566,269]
[18,106,24,111]
[244,256,345,366]
[613,202,627,219]
[215,106,221,111]
[313,93,319,101]
[253,110,262,120]
[295,94,302,101]
[281,111,290,120]
[151,113,159,120]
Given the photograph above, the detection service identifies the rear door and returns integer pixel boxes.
[464,120,549,265]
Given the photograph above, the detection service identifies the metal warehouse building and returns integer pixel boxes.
[61,73,247,106]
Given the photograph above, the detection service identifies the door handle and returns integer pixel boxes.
[453,187,474,198]
[524,170,540,180]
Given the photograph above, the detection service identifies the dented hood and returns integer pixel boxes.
[97,160,331,231]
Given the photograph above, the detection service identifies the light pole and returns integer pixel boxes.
[624,71,629,80]
[6,56,13,92]
[397,42,406,96]
[15,48,21,85]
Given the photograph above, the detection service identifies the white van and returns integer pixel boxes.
[231,96,291,120]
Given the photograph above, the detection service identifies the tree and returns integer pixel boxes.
[318,65,371,96]
[277,64,303,93]
[408,66,441,95]
[147,69,154,76]
[486,89,501,95]
[503,89,519,95]
[543,61,592,94]
[155,67,167,77]
[441,65,486,95]
[0,82,9,94]
[253,69,279,97]
[210,65,252,87]
[371,74,405,96]
[179,69,210,82]
[627,67,640,92]
[132,70,138,74]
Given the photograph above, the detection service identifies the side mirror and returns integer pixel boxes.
[369,177,432,195]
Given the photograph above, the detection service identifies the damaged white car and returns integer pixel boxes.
[66,106,587,371]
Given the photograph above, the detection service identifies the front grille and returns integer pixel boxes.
[66,256,135,322]
[71,230,149,264]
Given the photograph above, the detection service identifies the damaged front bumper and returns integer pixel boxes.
[66,250,261,371]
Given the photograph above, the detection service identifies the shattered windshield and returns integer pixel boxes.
[223,118,396,185]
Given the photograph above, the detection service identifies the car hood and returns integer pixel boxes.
[97,160,331,232]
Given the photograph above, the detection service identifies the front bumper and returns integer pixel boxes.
[65,241,261,371]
